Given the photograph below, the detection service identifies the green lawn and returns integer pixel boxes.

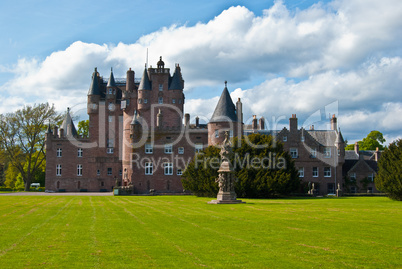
[0,196,400,268]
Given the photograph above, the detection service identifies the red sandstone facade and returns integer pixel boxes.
[45,57,381,195]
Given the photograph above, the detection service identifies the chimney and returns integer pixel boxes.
[252,115,258,130]
[354,142,359,155]
[195,116,199,128]
[289,114,298,132]
[259,117,265,130]
[236,98,243,123]
[59,128,64,138]
[375,147,381,162]
[126,68,135,93]
[53,126,58,137]
[184,113,190,127]
[331,114,337,130]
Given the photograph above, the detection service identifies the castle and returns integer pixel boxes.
[45,57,380,195]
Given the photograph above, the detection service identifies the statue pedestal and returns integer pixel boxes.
[336,189,343,197]
[208,191,245,204]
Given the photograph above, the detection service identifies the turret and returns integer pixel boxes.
[87,68,101,114]
[106,68,117,98]
[208,81,240,145]
[60,107,77,138]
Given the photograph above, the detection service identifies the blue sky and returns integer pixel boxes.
[0,0,401,144]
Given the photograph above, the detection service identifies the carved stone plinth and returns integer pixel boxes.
[336,189,343,197]
[208,131,245,204]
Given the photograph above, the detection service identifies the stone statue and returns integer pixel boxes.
[209,131,244,204]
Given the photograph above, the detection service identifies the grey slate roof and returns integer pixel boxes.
[138,68,152,90]
[131,110,140,125]
[107,68,116,88]
[168,66,183,90]
[60,108,77,137]
[88,68,101,96]
[307,130,338,146]
[210,85,237,123]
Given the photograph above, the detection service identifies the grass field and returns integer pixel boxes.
[0,195,400,268]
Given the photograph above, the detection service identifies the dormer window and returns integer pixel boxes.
[108,88,113,94]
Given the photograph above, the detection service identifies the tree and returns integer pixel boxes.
[375,139,402,201]
[345,130,386,150]
[0,103,60,191]
[77,119,89,138]
[182,134,300,198]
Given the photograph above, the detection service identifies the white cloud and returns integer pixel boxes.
[0,0,401,142]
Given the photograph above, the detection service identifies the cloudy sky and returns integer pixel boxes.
[0,0,401,145]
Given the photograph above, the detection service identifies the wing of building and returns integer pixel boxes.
[45,57,382,195]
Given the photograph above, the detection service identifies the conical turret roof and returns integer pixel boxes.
[168,65,184,90]
[131,110,140,125]
[138,68,152,90]
[60,108,77,137]
[107,68,116,88]
[210,82,237,123]
[88,68,101,95]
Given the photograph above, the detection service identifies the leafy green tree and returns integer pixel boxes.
[0,103,60,191]
[375,139,402,201]
[77,119,89,138]
[345,130,386,150]
[182,134,300,198]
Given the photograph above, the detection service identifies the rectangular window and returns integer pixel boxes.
[324,147,331,158]
[158,97,163,104]
[109,116,113,123]
[290,148,298,158]
[107,168,112,176]
[108,88,113,94]
[164,144,172,154]
[301,136,305,142]
[77,164,82,176]
[311,148,317,158]
[77,148,83,157]
[283,136,287,142]
[145,143,153,154]
[178,99,182,104]
[324,167,331,177]
[229,130,233,138]
[164,163,173,175]
[107,148,114,154]
[178,147,184,154]
[177,169,183,175]
[97,169,100,176]
[172,98,176,104]
[313,167,318,177]
[144,99,148,104]
[368,173,374,182]
[159,84,163,91]
[215,129,219,138]
[350,172,356,181]
[57,148,62,157]
[145,162,153,175]
[56,164,62,176]
[298,167,304,178]
[107,139,114,148]
[195,143,203,153]
[119,170,122,176]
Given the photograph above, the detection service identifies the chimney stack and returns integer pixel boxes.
[259,117,265,130]
[195,116,199,128]
[289,114,298,132]
[252,115,258,130]
[184,113,190,127]
[331,114,337,130]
